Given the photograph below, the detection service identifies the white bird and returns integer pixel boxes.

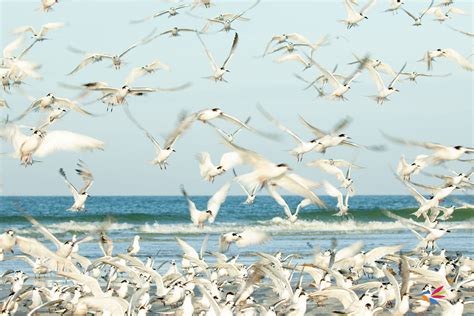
[307,55,365,100]
[366,62,406,104]
[127,235,141,256]
[0,123,104,166]
[438,48,474,71]
[40,0,59,11]
[125,107,195,169]
[400,70,451,82]
[130,4,190,23]
[401,0,434,26]
[322,181,353,217]
[207,116,250,143]
[124,59,170,85]
[200,0,260,33]
[68,30,156,73]
[274,53,313,71]
[197,32,239,82]
[384,0,404,13]
[181,182,231,227]
[340,0,377,28]
[266,183,312,222]
[58,160,94,211]
[299,116,361,153]
[158,27,197,37]
[258,105,317,162]
[233,169,258,205]
[219,230,270,252]
[13,22,64,42]
[396,155,430,180]
[16,93,92,120]
[426,5,467,23]
[0,230,16,253]
[197,151,242,182]
[196,108,254,131]
[262,33,327,56]
[307,159,359,188]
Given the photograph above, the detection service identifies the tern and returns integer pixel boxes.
[233,169,258,204]
[158,27,197,37]
[200,0,260,33]
[0,123,104,166]
[219,231,270,252]
[367,62,406,104]
[181,183,231,228]
[262,33,327,56]
[40,0,59,12]
[127,235,141,256]
[197,32,239,82]
[68,29,156,73]
[299,116,360,153]
[258,105,318,162]
[266,183,312,223]
[124,59,170,85]
[130,4,190,23]
[13,22,64,43]
[197,151,242,182]
[426,5,467,23]
[307,159,360,188]
[125,107,195,169]
[400,70,451,82]
[16,93,92,120]
[401,0,434,26]
[208,117,250,142]
[384,0,404,13]
[58,160,94,211]
[322,181,353,217]
[396,155,430,180]
[340,0,377,28]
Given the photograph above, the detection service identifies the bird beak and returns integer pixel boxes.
[364,16,368,19]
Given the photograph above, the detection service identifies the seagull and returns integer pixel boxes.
[426,5,467,23]
[383,133,474,163]
[124,59,170,85]
[299,116,361,153]
[68,29,156,73]
[13,22,64,43]
[58,160,94,211]
[306,54,366,100]
[366,62,406,104]
[197,151,242,182]
[340,0,377,28]
[181,182,231,228]
[127,235,141,256]
[233,169,258,204]
[15,93,92,120]
[266,183,312,223]
[258,105,318,162]
[396,155,430,180]
[384,0,404,13]
[207,117,250,142]
[219,230,270,252]
[274,53,313,71]
[400,70,451,82]
[130,4,190,23]
[125,107,195,169]
[322,181,353,217]
[0,123,104,166]
[197,32,239,82]
[40,0,59,12]
[401,0,434,26]
[307,159,360,188]
[158,27,197,37]
[200,0,260,33]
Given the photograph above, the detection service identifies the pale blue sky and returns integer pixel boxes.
[1,0,472,196]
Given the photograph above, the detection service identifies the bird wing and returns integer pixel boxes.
[180,186,200,225]
[196,33,218,71]
[361,0,377,14]
[222,138,273,169]
[25,216,62,248]
[222,32,239,69]
[76,160,94,193]
[258,105,304,144]
[442,48,474,71]
[124,67,146,86]
[219,151,244,170]
[53,97,93,116]
[403,181,428,205]
[286,33,312,45]
[401,8,417,21]
[119,29,156,57]
[67,54,112,75]
[59,168,80,200]
[197,152,215,178]
[364,244,403,264]
[299,116,328,138]
[309,58,341,89]
[13,25,35,35]
[388,62,407,88]
[124,106,162,150]
[420,0,435,18]
[266,184,292,219]
[229,0,261,23]
[274,53,306,66]
[236,230,271,248]
[273,174,326,208]
[382,132,447,150]
[35,130,104,157]
[331,116,352,134]
[38,22,65,37]
[0,123,28,156]
[164,112,196,148]
[176,237,200,260]
[57,271,105,297]
[3,36,24,58]
[322,181,343,208]
[367,66,386,93]
[207,182,231,222]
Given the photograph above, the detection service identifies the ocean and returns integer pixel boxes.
[0,195,473,273]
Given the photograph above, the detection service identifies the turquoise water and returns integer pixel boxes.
[0,195,472,269]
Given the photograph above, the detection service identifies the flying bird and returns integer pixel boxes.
[59,160,94,211]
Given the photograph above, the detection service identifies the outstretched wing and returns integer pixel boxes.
[207,182,231,222]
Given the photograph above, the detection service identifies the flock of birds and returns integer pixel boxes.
[0,0,473,315]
